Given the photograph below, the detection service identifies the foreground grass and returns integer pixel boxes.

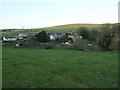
[2,46,118,88]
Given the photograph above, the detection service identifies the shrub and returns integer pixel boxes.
[87,44,101,51]
[72,38,88,51]
[109,35,119,51]
[45,45,52,49]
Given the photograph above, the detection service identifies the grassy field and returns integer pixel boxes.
[2,46,118,88]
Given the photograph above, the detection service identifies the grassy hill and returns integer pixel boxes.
[34,24,103,32]
[1,23,115,36]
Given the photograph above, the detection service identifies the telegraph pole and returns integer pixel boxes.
[22,25,24,30]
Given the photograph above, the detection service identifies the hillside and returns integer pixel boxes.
[33,24,103,32]
[1,23,116,36]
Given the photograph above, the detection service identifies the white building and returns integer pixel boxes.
[18,33,27,37]
[49,34,62,40]
[49,34,56,40]
[3,36,17,41]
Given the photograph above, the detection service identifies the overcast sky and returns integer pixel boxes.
[0,0,119,29]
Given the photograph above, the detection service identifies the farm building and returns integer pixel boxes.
[2,36,17,41]
[49,33,63,40]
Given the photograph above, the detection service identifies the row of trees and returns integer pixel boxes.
[76,24,118,51]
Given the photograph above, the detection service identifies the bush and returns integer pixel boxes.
[45,45,52,49]
[86,44,101,51]
[71,38,88,51]
[109,35,119,51]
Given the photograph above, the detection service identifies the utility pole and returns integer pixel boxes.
[22,25,24,30]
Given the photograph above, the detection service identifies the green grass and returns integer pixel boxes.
[2,46,118,88]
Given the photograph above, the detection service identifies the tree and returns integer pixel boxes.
[77,27,90,40]
[98,24,115,50]
[88,28,98,42]
[111,24,118,34]
[35,31,47,42]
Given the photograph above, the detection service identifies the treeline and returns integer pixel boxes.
[35,24,119,51]
[75,24,119,51]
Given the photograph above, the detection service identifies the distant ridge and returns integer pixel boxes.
[1,23,118,36]
[34,23,116,29]
[33,23,116,32]
[1,23,117,32]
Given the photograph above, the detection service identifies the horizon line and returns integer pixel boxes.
[0,22,118,30]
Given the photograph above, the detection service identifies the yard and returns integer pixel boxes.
[2,46,118,88]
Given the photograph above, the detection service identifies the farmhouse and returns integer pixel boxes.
[49,34,56,40]
[2,36,17,41]
[18,33,27,38]
[2,33,29,42]
[49,33,63,40]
